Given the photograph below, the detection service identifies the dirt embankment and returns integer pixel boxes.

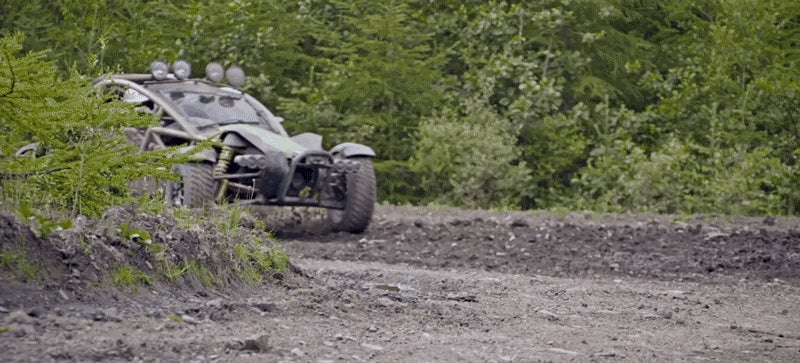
[1,205,799,362]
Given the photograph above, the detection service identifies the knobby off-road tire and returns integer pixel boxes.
[169,163,216,208]
[328,157,376,233]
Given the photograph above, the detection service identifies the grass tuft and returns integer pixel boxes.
[111,263,151,291]
[162,259,218,287]
[0,239,41,280]
[233,236,288,284]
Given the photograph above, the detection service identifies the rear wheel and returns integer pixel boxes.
[327,157,376,233]
[167,163,217,208]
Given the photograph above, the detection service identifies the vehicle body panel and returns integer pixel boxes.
[218,124,307,156]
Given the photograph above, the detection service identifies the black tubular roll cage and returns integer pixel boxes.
[92,74,288,152]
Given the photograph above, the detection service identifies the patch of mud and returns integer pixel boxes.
[283,205,800,282]
[2,257,799,362]
[247,206,333,238]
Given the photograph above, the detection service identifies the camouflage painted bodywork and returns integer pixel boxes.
[218,124,307,156]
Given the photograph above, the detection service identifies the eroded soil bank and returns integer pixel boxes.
[2,205,799,362]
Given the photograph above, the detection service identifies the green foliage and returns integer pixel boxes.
[2,0,799,215]
[167,314,182,323]
[519,104,590,208]
[571,138,794,215]
[411,98,530,209]
[160,204,288,285]
[161,258,217,287]
[226,204,244,234]
[163,260,189,281]
[171,0,314,101]
[118,222,165,261]
[111,263,151,290]
[186,260,217,287]
[623,0,799,214]
[17,203,73,237]
[280,0,446,204]
[119,222,153,244]
[0,240,40,280]
[78,235,91,255]
[0,34,178,217]
[170,203,243,235]
[373,159,421,205]
[233,237,288,284]
[133,196,167,216]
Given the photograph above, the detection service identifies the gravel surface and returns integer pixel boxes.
[2,205,800,362]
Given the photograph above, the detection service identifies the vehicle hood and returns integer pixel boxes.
[219,124,307,156]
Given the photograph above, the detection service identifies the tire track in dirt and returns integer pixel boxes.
[281,205,800,282]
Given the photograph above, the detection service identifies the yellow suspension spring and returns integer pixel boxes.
[215,145,233,202]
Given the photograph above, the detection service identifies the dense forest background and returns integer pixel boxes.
[1,0,799,215]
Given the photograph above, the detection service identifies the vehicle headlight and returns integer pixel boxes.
[205,62,224,82]
[172,60,191,80]
[226,66,245,88]
[150,61,169,80]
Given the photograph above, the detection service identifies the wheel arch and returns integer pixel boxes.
[330,143,376,159]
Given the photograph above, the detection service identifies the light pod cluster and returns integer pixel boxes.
[149,60,246,87]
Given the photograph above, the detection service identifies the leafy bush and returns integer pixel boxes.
[518,104,590,209]
[411,98,530,209]
[570,137,796,215]
[372,159,422,205]
[3,1,799,215]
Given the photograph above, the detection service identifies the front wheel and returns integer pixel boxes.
[166,163,217,208]
[327,157,376,233]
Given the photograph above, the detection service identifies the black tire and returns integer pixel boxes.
[328,157,376,233]
[168,163,217,208]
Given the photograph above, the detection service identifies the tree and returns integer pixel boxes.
[0,34,176,217]
[570,0,800,214]
[2,0,798,214]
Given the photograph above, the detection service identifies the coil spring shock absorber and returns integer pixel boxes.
[215,145,233,202]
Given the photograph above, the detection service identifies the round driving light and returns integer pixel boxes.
[205,62,224,82]
[150,61,169,80]
[226,66,246,88]
[255,156,269,169]
[172,60,191,80]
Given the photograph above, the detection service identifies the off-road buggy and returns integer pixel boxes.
[94,60,376,233]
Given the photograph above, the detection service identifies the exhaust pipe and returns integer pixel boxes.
[233,155,271,170]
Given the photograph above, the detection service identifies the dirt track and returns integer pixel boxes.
[2,205,800,362]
